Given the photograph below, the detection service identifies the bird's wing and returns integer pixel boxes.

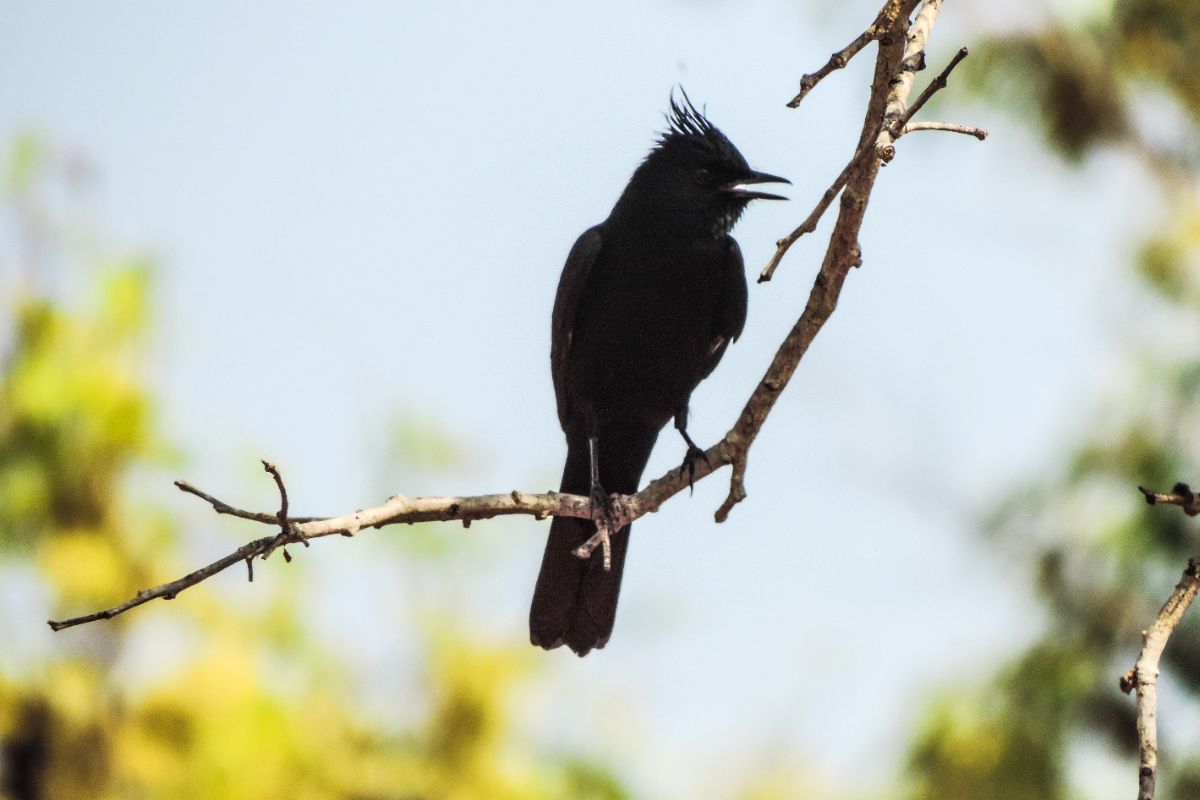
[699,237,749,381]
[551,224,604,428]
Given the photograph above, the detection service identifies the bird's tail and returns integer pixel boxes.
[530,426,657,656]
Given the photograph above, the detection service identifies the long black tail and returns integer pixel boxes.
[530,426,657,656]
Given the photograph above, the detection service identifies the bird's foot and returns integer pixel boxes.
[573,481,618,571]
[679,442,711,495]
[589,479,616,525]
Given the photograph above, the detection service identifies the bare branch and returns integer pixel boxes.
[1138,482,1200,516]
[48,452,722,631]
[891,46,970,138]
[787,30,878,109]
[757,141,875,284]
[47,534,283,631]
[763,0,954,283]
[1120,559,1200,800]
[1119,482,1200,797]
[173,479,323,525]
[262,459,308,551]
[876,0,945,158]
[785,0,932,108]
[902,121,988,140]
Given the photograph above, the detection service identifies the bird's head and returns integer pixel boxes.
[621,89,789,237]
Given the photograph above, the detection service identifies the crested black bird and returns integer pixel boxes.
[530,91,789,656]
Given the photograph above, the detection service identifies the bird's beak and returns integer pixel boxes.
[721,169,791,201]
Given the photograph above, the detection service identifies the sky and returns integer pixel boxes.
[0,1,1158,797]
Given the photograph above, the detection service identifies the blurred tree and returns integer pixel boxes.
[903,2,1200,798]
[0,137,626,800]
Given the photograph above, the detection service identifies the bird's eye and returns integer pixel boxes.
[693,167,712,185]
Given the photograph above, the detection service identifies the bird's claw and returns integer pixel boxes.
[589,481,616,526]
[680,443,711,494]
[573,480,617,571]
[575,525,614,572]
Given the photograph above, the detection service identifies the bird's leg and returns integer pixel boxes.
[579,434,616,571]
[675,408,710,494]
[587,435,614,517]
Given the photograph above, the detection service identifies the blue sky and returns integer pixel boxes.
[0,2,1155,797]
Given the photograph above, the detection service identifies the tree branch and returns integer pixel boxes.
[760,0,975,283]
[1119,483,1200,799]
[48,0,971,632]
[902,121,988,140]
[874,0,944,160]
[47,459,703,631]
[786,25,880,108]
[756,141,875,285]
[785,0,951,109]
[174,479,324,525]
[1138,482,1200,516]
[890,45,969,138]
[1120,559,1200,800]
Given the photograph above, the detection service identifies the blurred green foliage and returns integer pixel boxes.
[969,28,1128,161]
[0,139,627,800]
[904,1,1200,797]
[969,0,1200,162]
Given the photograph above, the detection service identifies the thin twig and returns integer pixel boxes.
[1120,558,1200,800]
[758,137,878,284]
[1138,482,1200,516]
[46,534,285,631]
[891,46,970,138]
[174,480,324,525]
[262,459,307,548]
[902,121,988,140]
[784,0,933,108]
[262,460,289,533]
[787,28,879,109]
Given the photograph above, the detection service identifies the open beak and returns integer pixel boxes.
[721,169,791,201]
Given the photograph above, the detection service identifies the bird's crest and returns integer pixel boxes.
[664,87,713,140]
[655,87,743,167]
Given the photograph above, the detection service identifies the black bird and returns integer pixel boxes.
[530,91,788,656]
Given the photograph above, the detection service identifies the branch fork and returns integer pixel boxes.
[1121,484,1200,799]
